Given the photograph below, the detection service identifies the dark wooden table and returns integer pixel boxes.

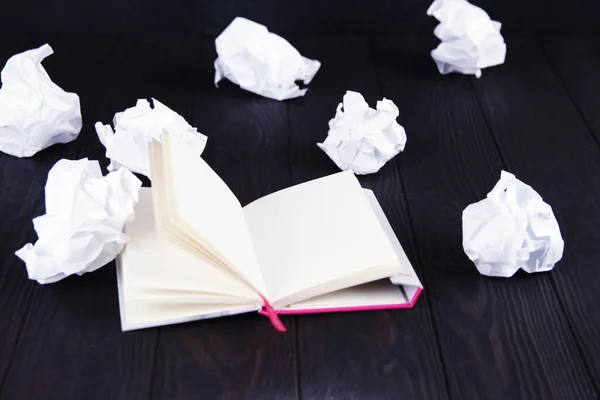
[0,34,599,399]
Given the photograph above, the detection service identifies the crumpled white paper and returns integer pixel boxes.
[15,158,142,284]
[0,44,82,157]
[317,91,407,175]
[427,0,506,78]
[214,17,321,101]
[95,98,207,178]
[462,171,564,278]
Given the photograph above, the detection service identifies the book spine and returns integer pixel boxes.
[259,296,287,332]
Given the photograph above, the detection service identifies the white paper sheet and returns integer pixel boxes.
[95,98,207,178]
[0,44,82,157]
[317,91,407,175]
[214,17,321,101]
[15,158,142,284]
[427,0,506,78]
[462,171,564,278]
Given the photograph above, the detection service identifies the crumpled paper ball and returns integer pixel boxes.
[214,17,321,101]
[317,91,407,175]
[462,171,564,278]
[427,0,506,78]
[15,158,142,284]
[95,98,207,179]
[0,44,82,157]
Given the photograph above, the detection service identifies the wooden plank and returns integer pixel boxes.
[372,36,597,399]
[0,36,64,390]
[0,34,164,400]
[149,38,298,400]
[4,0,600,35]
[540,37,600,149]
[285,36,449,400]
[471,36,600,391]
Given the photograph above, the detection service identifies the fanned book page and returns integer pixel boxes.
[117,189,262,331]
[149,133,267,295]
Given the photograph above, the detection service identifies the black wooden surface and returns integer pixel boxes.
[0,34,599,399]
[3,0,600,35]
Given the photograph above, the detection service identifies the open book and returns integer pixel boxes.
[116,131,422,332]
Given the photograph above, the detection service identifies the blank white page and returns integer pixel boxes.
[243,171,401,304]
[162,132,267,295]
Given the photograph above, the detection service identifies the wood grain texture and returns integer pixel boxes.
[471,36,600,392]
[149,38,298,400]
[108,33,210,187]
[0,34,599,399]
[0,35,159,400]
[373,36,597,400]
[540,37,600,152]
[3,0,600,35]
[0,36,52,390]
[286,37,449,400]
